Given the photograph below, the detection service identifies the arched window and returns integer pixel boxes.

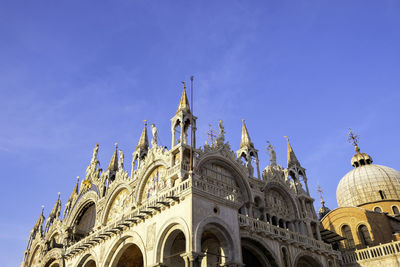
[393,206,400,215]
[358,225,372,247]
[341,225,355,249]
[379,190,386,200]
[374,207,382,213]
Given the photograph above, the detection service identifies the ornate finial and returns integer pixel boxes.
[207,124,217,146]
[190,76,194,82]
[284,136,289,143]
[143,120,147,126]
[77,176,80,183]
[41,205,45,213]
[181,81,186,90]
[115,142,118,149]
[57,192,61,199]
[348,128,360,152]
[317,185,324,201]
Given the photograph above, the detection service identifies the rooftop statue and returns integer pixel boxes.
[266,141,277,165]
[151,123,158,147]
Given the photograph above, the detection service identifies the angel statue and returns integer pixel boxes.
[266,141,277,165]
[151,123,158,147]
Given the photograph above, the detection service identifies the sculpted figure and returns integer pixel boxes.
[219,120,225,136]
[118,149,124,170]
[216,120,225,146]
[266,141,277,165]
[91,143,99,164]
[151,124,158,146]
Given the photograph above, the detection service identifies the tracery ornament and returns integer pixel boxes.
[266,189,291,218]
[142,166,167,200]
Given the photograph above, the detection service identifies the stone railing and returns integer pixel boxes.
[238,214,332,252]
[65,178,192,257]
[342,240,400,264]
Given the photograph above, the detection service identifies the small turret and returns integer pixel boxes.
[285,136,301,169]
[171,82,197,148]
[107,143,119,173]
[285,136,309,195]
[317,186,331,220]
[237,120,260,178]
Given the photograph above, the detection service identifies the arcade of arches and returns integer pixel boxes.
[22,92,338,267]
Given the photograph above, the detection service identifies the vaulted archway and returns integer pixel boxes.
[241,238,279,267]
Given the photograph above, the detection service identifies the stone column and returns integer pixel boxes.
[316,223,322,240]
[255,158,261,179]
[180,122,185,144]
[306,221,313,238]
[181,252,204,267]
[172,126,176,147]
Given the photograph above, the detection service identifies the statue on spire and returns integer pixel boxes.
[151,123,158,147]
[118,149,124,171]
[266,141,277,165]
[216,120,225,146]
[86,143,102,180]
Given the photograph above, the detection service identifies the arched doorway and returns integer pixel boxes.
[241,238,278,267]
[201,231,228,266]
[114,244,143,267]
[296,255,323,267]
[162,229,186,267]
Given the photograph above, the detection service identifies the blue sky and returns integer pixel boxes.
[1,1,400,265]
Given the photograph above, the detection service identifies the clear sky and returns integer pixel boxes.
[1,1,400,266]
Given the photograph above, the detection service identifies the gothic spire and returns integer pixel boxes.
[68,176,79,202]
[50,192,61,218]
[176,84,190,114]
[240,119,254,149]
[107,143,119,172]
[284,136,300,168]
[136,121,149,150]
[33,206,45,233]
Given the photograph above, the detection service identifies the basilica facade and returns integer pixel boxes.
[22,89,339,267]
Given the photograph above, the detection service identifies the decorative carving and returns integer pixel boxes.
[216,120,225,146]
[266,141,277,165]
[146,223,156,250]
[118,149,124,171]
[151,123,158,147]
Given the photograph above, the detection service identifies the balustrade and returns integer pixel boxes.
[342,240,400,264]
[238,214,332,251]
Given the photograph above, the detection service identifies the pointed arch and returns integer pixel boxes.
[135,160,169,204]
[101,183,132,225]
[195,154,253,203]
[263,181,301,218]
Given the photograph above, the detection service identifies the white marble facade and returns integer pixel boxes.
[22,90,339,267]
